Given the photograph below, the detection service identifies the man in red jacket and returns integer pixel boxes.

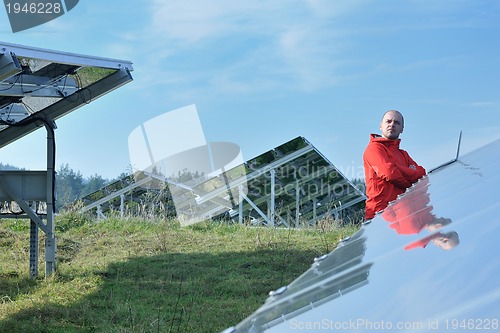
[363,110,426,220]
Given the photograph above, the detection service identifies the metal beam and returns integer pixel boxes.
[241,191,273,226]
[270,169,275,226]
[1,41,134,71]
[29,220,38,279]
[45,123,56,276]
[195,144,314,205]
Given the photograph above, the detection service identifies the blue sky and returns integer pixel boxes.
[1,0,500,181]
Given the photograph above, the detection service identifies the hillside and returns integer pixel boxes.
[0,213,358,333]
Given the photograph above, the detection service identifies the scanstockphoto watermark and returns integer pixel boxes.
[246,160,366,199]
[3,0,79,33]
[246,159,365,182]
[289,318,499,331]
[289,318,434,331]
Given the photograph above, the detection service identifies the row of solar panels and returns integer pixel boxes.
[77,136,366,226]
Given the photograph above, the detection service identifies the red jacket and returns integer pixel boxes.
[363,134,426,220]
[381,178,433,234]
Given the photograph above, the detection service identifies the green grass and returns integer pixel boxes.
[0,214,359,333]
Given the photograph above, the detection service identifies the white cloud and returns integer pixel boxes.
[149,0,271,44]
[130,0,488,98]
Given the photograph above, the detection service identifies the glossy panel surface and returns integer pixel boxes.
[226,138,500,332]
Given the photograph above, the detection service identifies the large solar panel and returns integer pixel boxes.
[220,136,365,226]
[0,41,133,146]
[0,41,133,277]
[222,138,500,332]
[79,136,365,227]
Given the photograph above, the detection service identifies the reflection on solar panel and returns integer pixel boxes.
[222,138,500,333]
[79,136,365,227]
[0,41,133,277]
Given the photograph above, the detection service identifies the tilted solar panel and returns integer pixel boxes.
[223,138,500,332]
[0,41,133,147]
[0,41,133,277]
[78,136,366,228]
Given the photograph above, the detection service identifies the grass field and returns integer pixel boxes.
[0,212,359,333]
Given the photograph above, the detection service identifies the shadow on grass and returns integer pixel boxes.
[0,247,319,333]
[0,274,39,303]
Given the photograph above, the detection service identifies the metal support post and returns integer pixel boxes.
[295,181,300,227]
[29,219,39,278]
[45,123,57,276]
[313,198,317,225]
[240,191,273,226]
[238,186,243,224]
[120,193,125,217]
[270,169,275,227]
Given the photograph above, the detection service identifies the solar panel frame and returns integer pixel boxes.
[78,136,366,228]
[0,41,134,148]
[226,137,366,226]
[0,41,134,278]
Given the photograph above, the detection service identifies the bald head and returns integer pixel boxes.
[382,110,404,126]
[433,231,460,251]
[380,110,405,140]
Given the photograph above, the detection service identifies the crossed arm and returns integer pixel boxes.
[365,144,426,190]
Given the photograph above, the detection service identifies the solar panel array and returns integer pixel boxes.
[220,136,365,226]
[223,138,500,332]
[79,136,366,227]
